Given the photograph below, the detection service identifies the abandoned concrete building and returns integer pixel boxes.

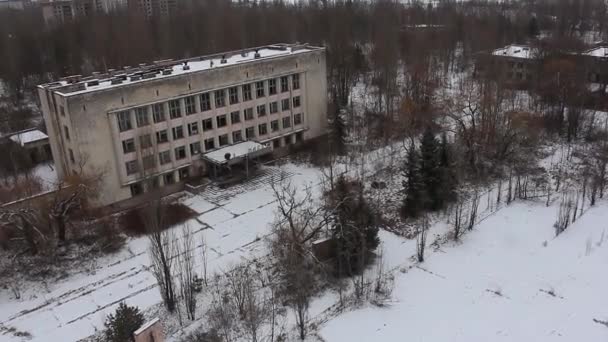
[38,43,328,206]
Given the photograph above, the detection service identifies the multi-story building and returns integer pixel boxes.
[38,44,328,207]
[39,0,126,23]
[128,0,175,17]
[582,46,608,92]
[475,44,540,86]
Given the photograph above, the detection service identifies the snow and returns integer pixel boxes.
[8,129,47,146]
[54,45,318,96]
[202,141,271,165]
[320,201,608,342]
[0,162,323,342]
[584,46,608,58]
[492,45,537,59]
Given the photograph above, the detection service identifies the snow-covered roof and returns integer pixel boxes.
[584,46,608,58]
[492,45,537,59]
[9,129,48,146]
[43,44,322,96]
[133,318,160,336]
[202,141,272,165]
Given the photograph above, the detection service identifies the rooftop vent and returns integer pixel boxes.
[116,74,127,81]
[129,75,142,81]
[254,49,261,59]
[182,61,190,71]
[139,63,147,67]
[220,55,228,64]
[86,79,100,86]
[241,50,248,57]
[162,68,173,75]
[110,77,123,85]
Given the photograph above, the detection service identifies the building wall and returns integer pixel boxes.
[42,48,327,206]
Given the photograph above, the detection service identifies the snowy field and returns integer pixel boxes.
[320,201,608,342]
[0,163,322,342]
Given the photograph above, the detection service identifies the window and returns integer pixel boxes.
[293,96,301,108]
[284,135,292,145]
[232,130,243,143]
[188,122,199,136]
[256,81,265,98]
[190,142,201,155]
[242,84,252,101]
[268,79,277,95]
[126,160,138,175]
[135,107,149,127]
[218,134,229,146]
[215,89,226,108]
[230,111,241,124]
[59,105,65,117]
[117,111,132,132]
[257,104,266,117]
[294,113,303,125]
[281,98,290,111]
[282,116,291,128]
[159,150,171,165]
[280,76,289,92]
[202,118,213,131]
[164,172,175,185]
[68,148,75,163]
[172,126,184,140]
[244,108,254,120]
[122,138,135,154]
[153,103,166,123]
[204,138,215,150]
[229,87,239,104]
[269,102,278,114]
[156,129,169,143]
[200,93,211,111]
[143,155,155,170]
[175,146,186,160]
[271,119,279,132]
[185,96,196,115]
[258,123,268,135]
[216,115,227,128]
[140,134,153,149]
[130,183,143,196]
[169,99,182,119]
[273,139,281,149]
[245,126,255,140]
[292,74,300,89]
[295,131,303,142]
[64,125,70,140]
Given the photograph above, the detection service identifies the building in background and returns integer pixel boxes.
[38,43,328,207]
[128,0,175,17]
[39,0,126,23]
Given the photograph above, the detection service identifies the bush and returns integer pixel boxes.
[179,327,222,342]
[104,302,144,342]
[119,203,197,236]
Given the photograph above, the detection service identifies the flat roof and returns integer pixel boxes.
[584,46,608,58]
[9,129,48,146]
[41,44,322,97]
[492,44,536,59]
[202,141,271,165]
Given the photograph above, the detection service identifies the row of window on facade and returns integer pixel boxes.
[123,114,304,175]
[116,74,301,132]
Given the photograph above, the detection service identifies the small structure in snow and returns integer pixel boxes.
[5,128,51,163]
[133,317,164,342]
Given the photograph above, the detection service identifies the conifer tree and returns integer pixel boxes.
[330,93,347,156]
[402,142,422,218]
[420,127,442,210]
[104,302,144,342]
[439,133,457,203]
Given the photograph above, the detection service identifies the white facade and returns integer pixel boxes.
[38,44,328,206]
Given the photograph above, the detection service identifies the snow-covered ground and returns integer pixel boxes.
[0,163,322,342]
[320,201,608,341]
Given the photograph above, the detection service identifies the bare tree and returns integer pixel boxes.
[467,190,480,231]
[416,214,429,262]
[177,225,196,320]
[452,200,466,241]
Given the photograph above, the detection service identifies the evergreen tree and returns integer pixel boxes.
[419,127,442,210]
[104,302,144,342]
[439,133,457,203]
[331,176,379,276]
[528,16,540,37]
[402,142,422,218]
[330,95,347,156]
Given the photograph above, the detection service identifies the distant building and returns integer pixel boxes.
[38,44,328,207]
[0,0,30,10]
[582,46,608,92]
[476,44,540,85]
[39,0,126,23]
[4,128,51,164]
[127,0,175,17]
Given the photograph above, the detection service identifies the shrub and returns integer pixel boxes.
[179,327,222,342]
[104,302,144,342]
